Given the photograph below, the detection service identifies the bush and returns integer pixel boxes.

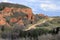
[0,6,5,11]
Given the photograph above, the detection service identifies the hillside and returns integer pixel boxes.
[35,17,60,30]
[0,2,30,8]
[0,2,60,40]
[0,2,59,31]
[0,2,48,31]
[25,18,54,31]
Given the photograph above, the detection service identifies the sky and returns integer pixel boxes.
[0,0,60,16]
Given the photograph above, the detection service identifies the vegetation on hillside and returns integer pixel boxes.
[0,2,30,8]
[0,2,60,40]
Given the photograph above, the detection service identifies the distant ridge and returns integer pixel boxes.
[0,2,30,8]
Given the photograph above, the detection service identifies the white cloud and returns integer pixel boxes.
[0,0,15,3]
[2,0,8,2]
[39,0,51,3]
[40,3,60,11]
[25,0,36,2]
[25,0,51,3]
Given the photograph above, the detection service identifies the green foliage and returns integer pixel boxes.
[4,16,11,23]
[49,18,60,24]
[0,6,5,11]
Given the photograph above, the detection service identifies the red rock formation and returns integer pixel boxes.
[16,8,21,12]
[2,7,13,16]
[0,14,3,18]
[38,13,48,19]
[21,8,33,20]
[17,19,24,26]
[2,7,33,20]
[13,8,33,20]
[0,18,6,25]
[39,14,45,17]
[0,6,34,26]
[0,13,6,25]
[10,18,17,23]
[3,7,12,13]
[44,16,48,19]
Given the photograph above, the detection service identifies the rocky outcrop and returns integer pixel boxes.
[0,7,33,27]
[0,18,6,25]
[0,2,48,29]
[2,7,33,20]
[39,14,45,17]
[10,18,17,23]
[38,14,48,19]
[0,14,6,25]
[17,19,24,26]
[3,7,12,13]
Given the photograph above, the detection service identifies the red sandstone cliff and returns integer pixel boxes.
[0,2,48,27]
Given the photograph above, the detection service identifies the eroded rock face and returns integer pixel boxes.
[13,8,33,20]
[39,14,45,17]
[3,7,12,13]
[38,14,48,19]
[0,17,6,25]
[44,16,48,19]
[21,8,33,20]
[0,14,3,18]
[10,18,17,23]
[0,6,48,27]
[2,7,33,20]
[17,19,24,26]
[0,3,49,29]
[0,14,6,25]
[0,6,33,27]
